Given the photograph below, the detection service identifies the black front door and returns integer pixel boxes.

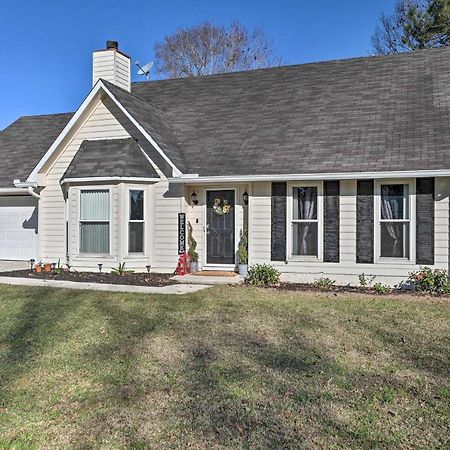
[206,190,235,264]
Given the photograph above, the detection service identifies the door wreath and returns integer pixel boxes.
[213,197,232,216]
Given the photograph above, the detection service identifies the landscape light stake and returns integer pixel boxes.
[146,265,151,274]
[98,263,103,274]
[30,259,35,272]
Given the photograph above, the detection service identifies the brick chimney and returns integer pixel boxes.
[92,41,131,91]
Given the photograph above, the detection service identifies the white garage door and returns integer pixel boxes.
[0,196,39,260]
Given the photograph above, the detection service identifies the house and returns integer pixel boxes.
[0,41,449,286]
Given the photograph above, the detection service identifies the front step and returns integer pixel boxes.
[172,272,244,285]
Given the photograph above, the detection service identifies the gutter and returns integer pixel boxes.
[169,169,450,184]
[13,180,41,199]
[0,188,30,196]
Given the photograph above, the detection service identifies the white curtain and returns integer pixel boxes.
[381,186,400,257]
[298,188,316,255]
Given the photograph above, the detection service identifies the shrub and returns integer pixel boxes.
[187,221,199,262]
[373,282,390,294]
[408,267,450,294]
[111,262,134,276]
[238,227,248,264]
[246,264,280,286]
[358,273,376,287]
[313,277,336,290]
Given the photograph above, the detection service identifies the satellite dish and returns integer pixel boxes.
[135,60,154,80]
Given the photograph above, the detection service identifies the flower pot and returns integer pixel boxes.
[190,262,199,273]
[43,263,52,273]
[238,264,248,277]
[35,265,42,273]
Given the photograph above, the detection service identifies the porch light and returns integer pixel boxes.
[243,191,249,205]
[191,191,199,206]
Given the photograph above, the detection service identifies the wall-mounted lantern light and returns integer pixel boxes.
[191,191,199,206]
[243,190,249,205]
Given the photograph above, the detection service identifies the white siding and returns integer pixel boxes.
[40,98,186,272]
[248,179,450,286]
[92,50,131,91]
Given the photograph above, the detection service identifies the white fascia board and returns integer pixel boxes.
[100,83,182,177]
[169,169,450,184]
[27,80,182,183]
[60,176,160,185]
[27,81,105,183]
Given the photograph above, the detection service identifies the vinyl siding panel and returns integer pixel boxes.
[248,178,450,286]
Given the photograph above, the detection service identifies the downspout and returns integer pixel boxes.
[27,186,41,199]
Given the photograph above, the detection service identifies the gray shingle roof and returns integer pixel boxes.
[1,47,449,186]
[0,113,73,187]
[131,46,450,176]
[62,138,159,180]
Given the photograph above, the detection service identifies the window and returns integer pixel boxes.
[80,190,110,253]
[128,190,144,253]
[379,184,410,259]
[292,186,319,257]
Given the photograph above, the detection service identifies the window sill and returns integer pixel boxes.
[76,254,115,259]
[288,256,322,263]
[376,258,414,265]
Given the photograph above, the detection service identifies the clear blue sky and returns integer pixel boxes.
[0,0,396,130]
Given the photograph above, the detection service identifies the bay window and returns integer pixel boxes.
[128,189,145,253]
[80,190,110,254]
[378,182,412,260]
[291,185,321,257]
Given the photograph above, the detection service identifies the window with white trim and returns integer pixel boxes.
[128,190,145,253]
[379,183,410,259]
[80,190,110,253]
[292,185,320,257]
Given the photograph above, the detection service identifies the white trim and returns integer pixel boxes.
[0,188,30,196]
[287,181,324,262]
[126,187,146,256]
[169,169,450,184]
[374,179,416,264]
[77,187,112,257]
[61,176,160,185]
[26,80,182,184]
[101,83,182,177]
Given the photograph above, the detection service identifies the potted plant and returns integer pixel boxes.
[43,262,52,273]
[238,227,248,277]
[34,262,42,273]
[187,221,199,273]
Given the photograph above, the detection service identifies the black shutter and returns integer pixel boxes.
[271,182,287,261]
[323,180,340,262]
[416,178,435,265]
[356,179,374,263]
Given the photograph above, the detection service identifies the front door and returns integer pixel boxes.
[206,190,235,265]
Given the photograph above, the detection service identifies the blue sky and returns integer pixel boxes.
[0,0,396,130]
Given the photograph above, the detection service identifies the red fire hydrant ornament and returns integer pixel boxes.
[177,252,191,275]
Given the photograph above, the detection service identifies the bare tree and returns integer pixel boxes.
[154,21,282,78]
[371,0,450,55]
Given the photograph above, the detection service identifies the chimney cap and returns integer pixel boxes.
[106,40,119,50]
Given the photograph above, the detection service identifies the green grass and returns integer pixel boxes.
[0,285,448,449]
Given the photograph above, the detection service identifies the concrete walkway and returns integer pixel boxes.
[0,261,30,272]
[0,276,211,295]
[172,274,244,285]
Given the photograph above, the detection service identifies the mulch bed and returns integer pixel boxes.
[0,270,179,287]
[254,282,448,297]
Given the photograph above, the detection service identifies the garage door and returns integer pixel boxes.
[0,196,39,260]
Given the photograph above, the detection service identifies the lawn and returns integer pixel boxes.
[0,285,448,449]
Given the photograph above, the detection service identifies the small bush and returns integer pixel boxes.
[313,277,336,290]
[373,282,390,294]
[408,267,450,294]
[358,273,376,287]
[238,227,248,264]
[246,264,280,286]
